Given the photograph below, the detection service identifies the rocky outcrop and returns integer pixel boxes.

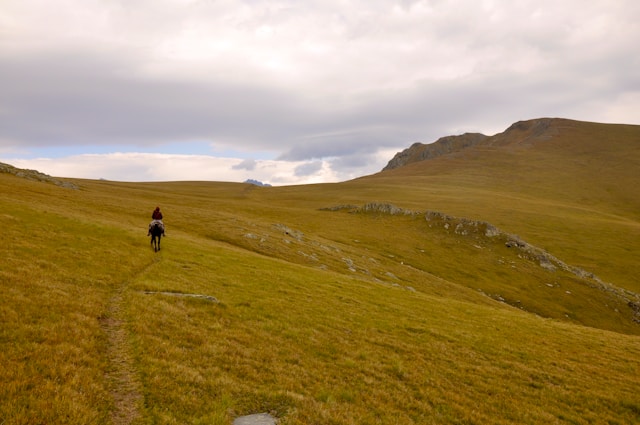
[360,202,418,215]
[0,162,78,189]
[484,118,562,147]
[341,202,640,323]
[383,133,488,170]
[382,118,576,171]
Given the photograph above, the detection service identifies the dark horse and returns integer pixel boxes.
[149,221,163,252]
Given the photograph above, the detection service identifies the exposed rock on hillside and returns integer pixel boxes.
[484,117,565,147]
[382,118,578,171]
[383,133,488,170]
[0,162,78,189]
[338,202,640,323]
[354,202,604,280]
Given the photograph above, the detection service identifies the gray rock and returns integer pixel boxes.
[382,133,487,171]
[233,413,277,425]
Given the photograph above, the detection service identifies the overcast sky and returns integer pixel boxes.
[1,0,639,185]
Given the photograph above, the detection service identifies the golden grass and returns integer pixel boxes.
[121,236,640,424]
[344,120,640,294]
[0,201,145,423]
[2,119,640,424]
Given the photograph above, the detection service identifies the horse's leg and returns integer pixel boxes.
[157,234,161,251]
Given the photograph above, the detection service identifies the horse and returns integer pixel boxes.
[149,221,164,252]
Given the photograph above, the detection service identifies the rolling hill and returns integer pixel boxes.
[1,117,639,424]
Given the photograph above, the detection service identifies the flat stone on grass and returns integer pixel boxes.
[233,412,277,425]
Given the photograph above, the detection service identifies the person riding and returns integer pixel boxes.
[148,206,166,236]
[152,206,163,221]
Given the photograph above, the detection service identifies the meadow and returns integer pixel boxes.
[1,119,639,424]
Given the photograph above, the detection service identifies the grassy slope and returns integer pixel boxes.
[338,119,640,293]
[2,149,640,423]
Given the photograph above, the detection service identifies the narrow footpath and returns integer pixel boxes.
[100,282,143,425]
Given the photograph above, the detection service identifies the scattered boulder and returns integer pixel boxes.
[505,240,526,248]
[539,261,557,272]
[319,204,359,212]
[273,224,304,241]
[342,257,356,272]
[143,291,219,303]
[233,413,277,425]
[360,202,417,215]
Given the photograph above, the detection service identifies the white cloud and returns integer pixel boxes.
[3,151,388,186]
[294,161,323,177]
[1,0,639,183]
[232,158,257,171]
[601,91,640,125]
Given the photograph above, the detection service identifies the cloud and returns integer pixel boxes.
[1,0,639,183]
[3,151,384,186]
[0,50,311,147]
[232,159,258,171]
[294,161,323,177]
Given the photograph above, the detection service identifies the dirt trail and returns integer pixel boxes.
[100,283,144,424]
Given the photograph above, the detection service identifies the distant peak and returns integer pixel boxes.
[244,179,272,187]
[487,117,571,147]
[505,118,554,132]
[382,118,585,172]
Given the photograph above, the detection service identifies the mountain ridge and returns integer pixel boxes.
[382,117,638,170]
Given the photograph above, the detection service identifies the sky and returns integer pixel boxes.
[1,0,639,185]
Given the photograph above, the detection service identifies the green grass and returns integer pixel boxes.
[2,119,640,423]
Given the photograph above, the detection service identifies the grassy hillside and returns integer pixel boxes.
[349,118,640,293]
[2,118,640,424]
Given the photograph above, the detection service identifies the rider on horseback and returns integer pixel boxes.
[152,206,163,221]
[148,206,166,236]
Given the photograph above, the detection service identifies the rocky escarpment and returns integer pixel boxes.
[351,202,607,281]
[340,202,640,324]
[383,118,576,171]
[383,132,488,170]
[0,162,78,189]
[482,117,565,147]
